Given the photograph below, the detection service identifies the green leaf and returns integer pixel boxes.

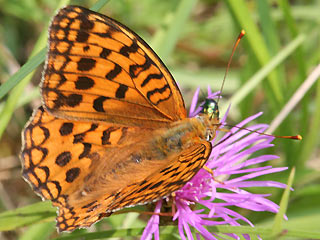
[19,222,55,240]
[0,48,46,101]
[0,201,56,231]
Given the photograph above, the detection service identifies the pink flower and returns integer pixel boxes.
[141,89,287,240]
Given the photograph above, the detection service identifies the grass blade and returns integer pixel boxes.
[271,168,295,237]
[151,0,197,61]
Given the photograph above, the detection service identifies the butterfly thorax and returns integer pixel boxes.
[150,108,220,160]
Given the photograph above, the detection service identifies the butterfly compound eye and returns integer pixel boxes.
[200,99,219,120]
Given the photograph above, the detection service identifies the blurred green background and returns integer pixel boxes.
[0,0,319,239]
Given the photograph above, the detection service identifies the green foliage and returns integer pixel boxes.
[0,0,319,239]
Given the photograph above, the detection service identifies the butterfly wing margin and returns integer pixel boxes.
[42,6,187,128]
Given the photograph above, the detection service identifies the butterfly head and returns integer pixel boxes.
[200,98,219,120]
[200,98,220,141]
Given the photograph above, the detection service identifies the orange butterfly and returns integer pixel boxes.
[21,5,220,232]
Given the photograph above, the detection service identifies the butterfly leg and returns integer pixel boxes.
[218,128,230,133]
[171,193,176,217]
[203,165,224,184]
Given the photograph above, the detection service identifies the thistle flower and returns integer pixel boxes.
[141,89,287,240]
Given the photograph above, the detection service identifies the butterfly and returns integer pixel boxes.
[21,5,221,232]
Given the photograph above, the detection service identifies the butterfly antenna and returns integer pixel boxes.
[217,30,246,105]
[221,124,302,140]
[211,125,301,156]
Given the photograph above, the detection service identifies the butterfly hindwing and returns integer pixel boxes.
[54,140,212,232]
[42,6,187,128]
[106,140,212,211]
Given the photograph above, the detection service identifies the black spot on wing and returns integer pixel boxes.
[149,180,164,190]
[77,58,96,71]
[119,40,139,57]
[79,143,91,159]
[56,151,72,167]
[106,64,122,80]
[141,73,163,87]
[93,96,109,112]
[101,127,119,145]
[75,76,94,90]
[100,48,111,58]
[66,167,80,183]
[66,94,82,107]
[115,84,128,99]
[79,18,94,31]
[76,31,89,43]
[83,45,89,52]
[146,84,171,105]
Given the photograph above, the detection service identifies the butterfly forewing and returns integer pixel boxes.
[42,6,186,128]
